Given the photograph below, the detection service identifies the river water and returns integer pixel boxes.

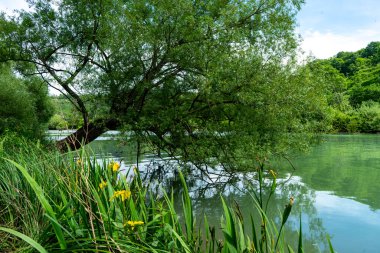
[51,132,380,252]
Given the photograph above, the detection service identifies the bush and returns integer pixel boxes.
[346,116,360,133]
[0,64,53,139]
[343,101,380,133]
[331,110,351,132]
[330,101,380,133]
[48,114,69,130]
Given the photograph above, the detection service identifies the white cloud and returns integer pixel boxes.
[300,26,380,59]
[0,0,29,15]
[315,191,380,226]
[301,31,364,59]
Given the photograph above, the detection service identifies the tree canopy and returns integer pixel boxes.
[0,0,330,169]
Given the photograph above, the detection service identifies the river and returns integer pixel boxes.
[51,132,380,252]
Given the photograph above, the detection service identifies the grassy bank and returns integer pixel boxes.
[0,135,333,252]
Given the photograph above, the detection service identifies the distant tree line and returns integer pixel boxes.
[308,41,380,133]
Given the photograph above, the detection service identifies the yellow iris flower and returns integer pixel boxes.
[99,180,107,190]
[112,162,120,172]
[110,190,131,201]
[108,161,121,172]
[125,220,144,230]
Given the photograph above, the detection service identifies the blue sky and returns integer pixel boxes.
[297,0,380,58]
[1,0,380,59]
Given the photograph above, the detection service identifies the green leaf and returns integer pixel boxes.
[288,244,295,253]
[250,214,259,252]
[0,227,48,253]
[327,235,335,253]
[179,170,194,242]
[165,224,192,253]
[4,159,67,249]
[298,214,303,253]
[221,196,238,251]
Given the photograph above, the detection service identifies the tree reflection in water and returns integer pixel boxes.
[86,135,380,252]
[139,160,329,253]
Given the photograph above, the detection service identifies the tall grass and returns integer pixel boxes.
[0,135,333,252]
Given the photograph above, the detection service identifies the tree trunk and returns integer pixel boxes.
[56,119,120,152]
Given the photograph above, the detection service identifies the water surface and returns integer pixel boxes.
[55,132,380,253]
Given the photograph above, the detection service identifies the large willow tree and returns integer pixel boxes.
[0,0,327,169]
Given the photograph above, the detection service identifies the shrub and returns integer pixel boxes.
[331,110,351,132]
[0,64,53,139]
[48,114,69,130]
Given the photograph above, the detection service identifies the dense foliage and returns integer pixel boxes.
[0,64,53,139]
[0,0,329,168]
[308,41,380,133]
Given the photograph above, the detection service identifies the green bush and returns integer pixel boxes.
[48,114,69,130]
[346,116,360,133]
[331,110,351,133]
[49,97,84,129]
[330,101,380,133]
[0,64,53,139]
[354,101,380,132]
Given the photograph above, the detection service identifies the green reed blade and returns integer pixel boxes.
[179,170,194,242]
[298,214,303,253]
[4,159,67,249]
[250,214,259,252]
[327,235,335,253]
[165,224,192,253]
[0,226,48,253]
[221,196,238,252]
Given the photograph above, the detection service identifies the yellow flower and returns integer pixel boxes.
[76,159,82,166]
[125,220,144,230]
[112,162,120,172]
[110,190,131,201]
[108,161,121,172]
[120,190,131,201]
[99,180,107,190]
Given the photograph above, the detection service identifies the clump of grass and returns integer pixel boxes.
[0,135,334,252]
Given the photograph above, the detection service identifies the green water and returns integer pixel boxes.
[290,134,380,210]
[286,134,380,253]
[87,134,380,253]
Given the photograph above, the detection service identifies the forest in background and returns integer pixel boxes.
[313,41,380,133]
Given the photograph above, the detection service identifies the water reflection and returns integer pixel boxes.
[97,153,329,252]
[186,176,329,252]
[284,134,380,210]
[314,191,380,253]
[79,133,380,253]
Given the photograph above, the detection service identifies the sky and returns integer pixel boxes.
[1,0,380,59]
[297,0,380,58]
